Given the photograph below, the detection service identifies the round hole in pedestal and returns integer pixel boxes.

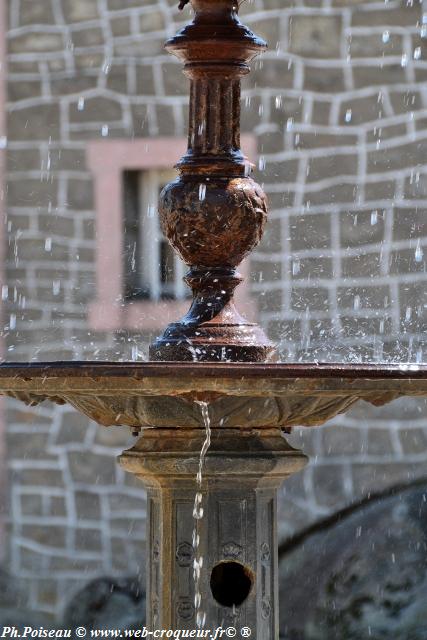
[210,561,254,607]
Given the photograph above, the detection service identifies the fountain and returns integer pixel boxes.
[1,1,427,638]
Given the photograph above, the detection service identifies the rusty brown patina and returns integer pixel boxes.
[149,0,274,362]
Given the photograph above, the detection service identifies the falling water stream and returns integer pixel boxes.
[193,400,212,629]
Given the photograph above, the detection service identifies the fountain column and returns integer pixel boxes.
[121,427,306,637]
[149,0,275,363]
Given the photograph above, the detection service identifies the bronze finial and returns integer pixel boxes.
[150,0,275,362]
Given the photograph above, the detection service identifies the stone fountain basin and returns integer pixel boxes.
[0,362,426,430]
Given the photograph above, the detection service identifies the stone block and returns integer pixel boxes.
[351,7,419,28]
[8,104,61,141]
[337,285,391,310]
[311,464,349,509]
[139,10,165,32]
[340,209,386,248]
[47,149,86,172]
[69,96,123,123]
[48,496,67,517]
[321,425,363,456]
[106,65,128,95]
[306,153,358,183]
[94,425,130,447]
[398,428,427,455]
[162,62,188,96]
[8,179,58,208]
[74,527,103,551]
[13,238,69,262]
[258,218,282,252]
[311,100,331,125]
[19,0,55,25]
[71,27,104,48]
[135,64,156,95]
[291,256,333,280]
[7,149,40,171]
[68,451,117,484]
[55,412,89,445]
[393,208,427,241]
[38,214,75,237]
[50,75,96,96]
[290,213,331,250]
[110,16,132,37]
[66,178,94,210]
[9,31,63,54]
[342,252,382,278]
[353,63,407,89]
[389,89,422,114]
[62,0,99,22]
[75,53,104,70]
[303,184,357,207]
[267,318,301,343]
[339,94,385,125]
[114,37,164,58]
[75,491,101,519]
[309,318,336,342]
[7,433,53,459]
[254,288,282,313]
[20,494,43,516]
[291,287,330,312]
[390,248,426,275]
[156,104,176,136]
[289,15,342,59]
[108,494,146,514]
[368,139,427,173]
[21,525,66,549]
[365,180,396,201]
[36,579,58,608]
[8,80,42,102]
[304,65,345,92]
[366,428,394,455]
[349,33,403,58]
[295,131,357,150]
[261,159,299,183]
[366,122,406,143]
[249,58,294,89]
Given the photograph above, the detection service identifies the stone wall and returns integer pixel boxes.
[3,0,427,619]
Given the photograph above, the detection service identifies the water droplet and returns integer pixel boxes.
[52,280,61,296]
[354,295,360,311]
[286,117,294,132]
[345,109,352,123]
[275,95,283,109]
[101,124,109,137]
[414,46,421,60]
[147,204,155,218]
[9,314,16,330]
[45,237,52,251]
[77,96,85,111]
[292,259,301,276]
[382,31,390,44]
[401,53,408,67]
[198,183,206,201]
[1,285,8,301]
[415,243,424,262]
[371,210,378,225]
[258,156,266,171]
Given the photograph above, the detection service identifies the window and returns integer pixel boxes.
[87,137,256,332]
[123,170,188,302]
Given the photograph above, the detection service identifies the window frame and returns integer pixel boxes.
[87,137,257,332]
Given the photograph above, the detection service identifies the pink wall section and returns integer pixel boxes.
[87,135,258,332]
[0,0,7,559]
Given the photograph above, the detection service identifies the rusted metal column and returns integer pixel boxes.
[120,428,306,637]
[150,0,275,362]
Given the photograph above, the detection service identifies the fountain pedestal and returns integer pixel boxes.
[121,427,306,637]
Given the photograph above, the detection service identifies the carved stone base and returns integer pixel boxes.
[120,427,306,638]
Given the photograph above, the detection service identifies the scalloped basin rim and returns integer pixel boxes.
[1,361,426,430]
